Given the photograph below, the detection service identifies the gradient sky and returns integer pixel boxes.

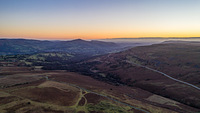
[0,0,200,39]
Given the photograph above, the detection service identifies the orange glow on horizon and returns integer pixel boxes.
[0,29,200,40]
[1,0,200,40]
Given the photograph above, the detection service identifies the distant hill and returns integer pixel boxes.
[0,39,121,55]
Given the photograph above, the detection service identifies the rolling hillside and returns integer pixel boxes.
[1,40,200,112]
[73,41,200,110]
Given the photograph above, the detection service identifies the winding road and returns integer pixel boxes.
[126,60,200,91]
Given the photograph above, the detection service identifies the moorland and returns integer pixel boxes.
[0,39,200,113]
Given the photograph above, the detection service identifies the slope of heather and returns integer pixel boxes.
[1,59,197,113]
[1,41,200,112]
[75,41,200,109]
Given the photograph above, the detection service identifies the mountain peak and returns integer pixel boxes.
[71,39,86,42]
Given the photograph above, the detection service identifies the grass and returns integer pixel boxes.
[126,55,143,65]
[28,55,45,61]
[0,85,78,112]
[86,101,131,113]
[146,95,179,107]
[0,68,183,113]
[123,95,177,113]
[0,91,11,97]
[27,53,73,60]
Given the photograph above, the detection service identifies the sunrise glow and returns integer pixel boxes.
[0,0,200,40]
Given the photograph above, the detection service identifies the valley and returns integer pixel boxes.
[0,39,200,113]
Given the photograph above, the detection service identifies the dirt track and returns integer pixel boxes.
[51,79,150,113]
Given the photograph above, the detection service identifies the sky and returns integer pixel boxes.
[0,0,200,40]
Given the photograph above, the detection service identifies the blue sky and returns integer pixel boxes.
[0,0,200,39]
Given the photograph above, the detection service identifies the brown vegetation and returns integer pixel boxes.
[11,87,79,106]
[78,97,85,106]
[85,93,107,105]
